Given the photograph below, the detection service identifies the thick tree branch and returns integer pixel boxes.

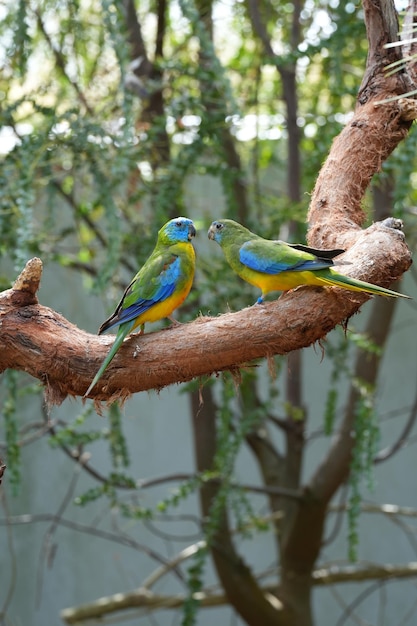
[308,97,416,248]
[0,217,411,405]
[308,0,417,249]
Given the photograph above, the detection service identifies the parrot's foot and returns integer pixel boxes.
[168,315,183,326]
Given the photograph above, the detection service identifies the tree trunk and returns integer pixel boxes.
[190,387,283,626]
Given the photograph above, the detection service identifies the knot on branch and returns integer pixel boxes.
[11,257,43,305]
[396,98,417,122]
[337,218,413,285]
[374,98,417,122]
[379,216,406,232]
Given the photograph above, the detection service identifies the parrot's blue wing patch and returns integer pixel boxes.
[102,257,181,332]
[115,283,176,326]
[159,255,182,286]
[240,243,333,274]
[239,245,286,273]
[117,256,181,325]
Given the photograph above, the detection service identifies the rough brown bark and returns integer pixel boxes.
[308,97,415,249]
[0,216,410,405]
[308,0,415,249]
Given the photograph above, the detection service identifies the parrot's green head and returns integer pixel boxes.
[208,219,251,247]
[160,217,196,244]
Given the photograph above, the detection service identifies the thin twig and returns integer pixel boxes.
[35,459,85,605]
[374,384,417,463]
[0,513,185,580]
[34,10,93,114]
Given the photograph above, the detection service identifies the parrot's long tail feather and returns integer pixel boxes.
[321,270,410,299]
[84,322,134,398]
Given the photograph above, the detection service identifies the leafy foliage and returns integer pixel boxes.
[348,383,380,561]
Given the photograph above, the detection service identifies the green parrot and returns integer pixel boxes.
[85,217,196,397]
[208,219,410,303]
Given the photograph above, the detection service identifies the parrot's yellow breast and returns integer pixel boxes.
[132,242,195,329]
[132,285,193,327]
[241,267,325,295]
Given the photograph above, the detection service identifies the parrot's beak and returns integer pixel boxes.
[188,223,196,240]
[207,224,215,240]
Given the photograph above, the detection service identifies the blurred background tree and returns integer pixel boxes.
[1,1,417,625]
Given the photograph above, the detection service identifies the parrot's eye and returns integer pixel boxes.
[216,222,224,230]
[175,220,183,227]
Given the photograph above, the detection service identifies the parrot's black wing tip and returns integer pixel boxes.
[289,243,345,259]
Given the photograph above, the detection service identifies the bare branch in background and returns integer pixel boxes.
[35,10,93,114]
[59,561,417,624]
